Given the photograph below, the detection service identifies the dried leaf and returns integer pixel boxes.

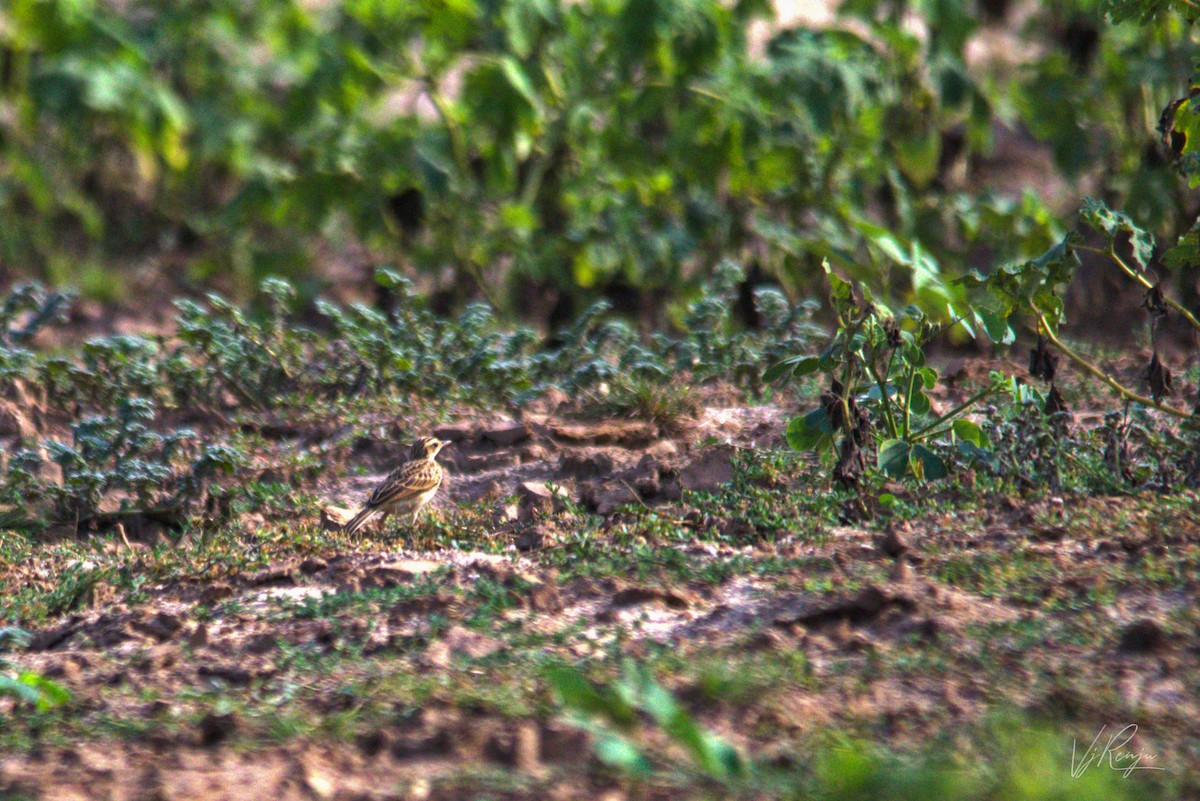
[1028,336,1058,383]
[1145,353,1174,402]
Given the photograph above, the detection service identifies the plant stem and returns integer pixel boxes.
[902,365,918,438]
[910,383,1000,440]
[421,75,472,182]
[864,358,900,439]
[1105,246,1200,334]
[1035,314,1193,418]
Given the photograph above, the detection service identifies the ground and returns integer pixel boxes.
[1,368,1197,800]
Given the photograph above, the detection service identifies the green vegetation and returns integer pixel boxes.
[1,0,1193,316]
[2,0,1200,798]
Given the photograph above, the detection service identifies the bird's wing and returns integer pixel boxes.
[366,460,442,508]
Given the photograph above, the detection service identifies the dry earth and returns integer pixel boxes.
[2,389,1198,799]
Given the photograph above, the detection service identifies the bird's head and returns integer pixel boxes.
[410,436,450,460]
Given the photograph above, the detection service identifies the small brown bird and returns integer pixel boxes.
[343,436,450,536]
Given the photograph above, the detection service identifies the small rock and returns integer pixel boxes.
[658,474,682,501]
[538,721,591,763]
[644,439,680,459]
[198,712,237,747]
[303,764,336,800]
[634,474,660,497]
[44,657,84,683]
[482,423,530,446]
[560,450,616,479]
[370,560,442,585]
[248,564,298,587]
[582,483,640,516]
[499,502,521,523]
[517,480,567,504]
[1118,618,1164,653]
[526,581,563,613]
[679,446,736,492]
[518,443,551,464]
[433,423,475,443]
[320,505,355,531]
[517,480,570,520]
[197,583,234,604]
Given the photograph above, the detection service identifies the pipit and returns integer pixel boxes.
[343,436,450,535]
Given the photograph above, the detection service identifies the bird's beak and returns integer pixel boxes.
[438,440,452,451]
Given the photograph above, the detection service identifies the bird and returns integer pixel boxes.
[343,436,450,536]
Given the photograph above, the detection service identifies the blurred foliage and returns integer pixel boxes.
[0,627,70,714]
[550,661,1157,799]
[17,0,1191,315]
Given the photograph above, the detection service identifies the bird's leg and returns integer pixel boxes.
[377,512,390,534]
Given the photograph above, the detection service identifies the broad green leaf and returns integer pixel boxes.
[877,438,911,478]
[909,444,947,481]
[1162,220,1200,270]
[786,408,833,451]
[0,672,70,711]
[951,419,986,446]
[908,387,931,416]
[1081,197,1155,271]
[763,354,820,383]
[1158,88,1200,187]
[976,308,1014,345]
[547,667,634,727]
[594,733,651,774]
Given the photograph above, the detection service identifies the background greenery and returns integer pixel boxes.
[1,0,1196,324]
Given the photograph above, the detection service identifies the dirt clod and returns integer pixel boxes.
[131,612,184,642]
[482,422,530,446]
[321,505,355,531]
[561,450,616,479]
[611,585,694,610]
[679,445,736,492]
[876,526,910,559]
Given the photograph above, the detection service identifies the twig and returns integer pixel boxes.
[1106,246,1200,334]
[1034,314,1192,419]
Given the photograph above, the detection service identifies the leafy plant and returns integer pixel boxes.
[0,628,69,713]
[0,0,1072,317]
[769,262,1011,484]
[549,660,745,781]
[3,397,243,529]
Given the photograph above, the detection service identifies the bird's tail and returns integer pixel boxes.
[343,506,375,536]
